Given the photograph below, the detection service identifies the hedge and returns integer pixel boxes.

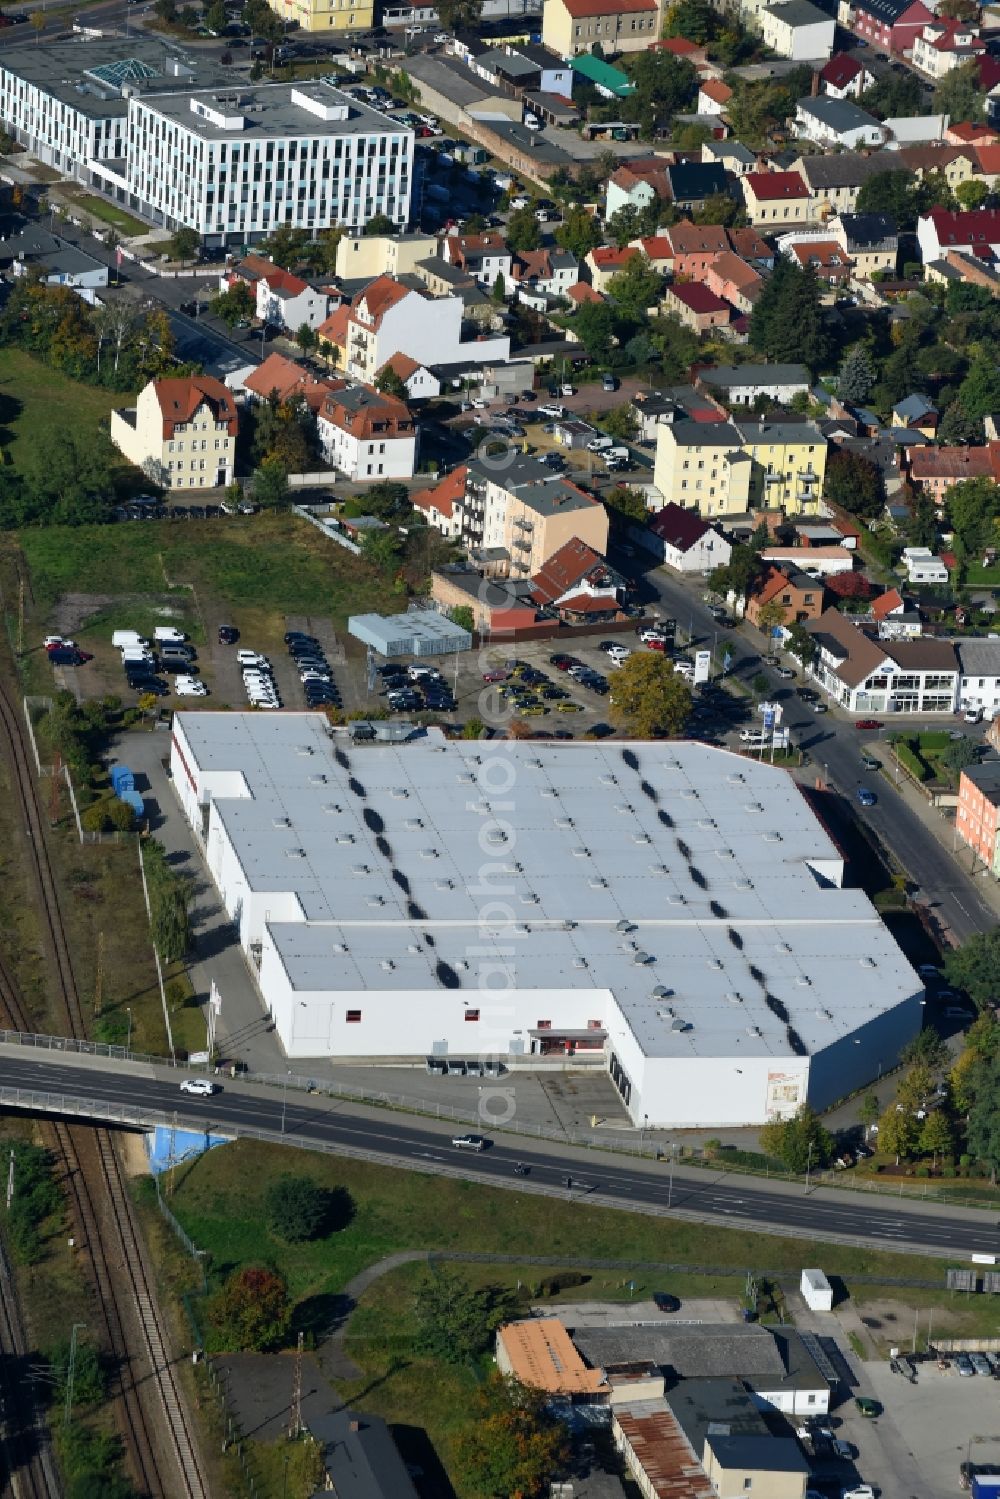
[894,739,930,782]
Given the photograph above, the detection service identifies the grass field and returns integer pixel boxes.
[0,348,121,472]
[13,512,389,627]
[63,191,149,238]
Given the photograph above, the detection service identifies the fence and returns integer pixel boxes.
[152,1172,206,1291]
[292,504,361,553]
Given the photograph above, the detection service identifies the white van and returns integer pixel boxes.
[587,435,613,453]
[154,626,186,644]
[113,630,147,649]
[740,729,769,745]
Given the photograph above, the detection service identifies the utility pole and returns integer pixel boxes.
[6,1147,14,1211]
[64,1323,86,1426]
[288,1331,303,1439]
[49,750,62,824]
[93,931,105,1019]
[16,574,24,657]
[804,1139,814,1195]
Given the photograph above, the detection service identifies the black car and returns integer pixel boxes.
[48,647,86,666]
[188,505,206,518]
[161,658,198,674]
[653,1292,680,1313]
[286,632,320,647]
[219,625,239,644]
[129,678,169,696]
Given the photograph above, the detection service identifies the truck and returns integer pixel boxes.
[587,435,613,453]
[112,630,147,649]
[605,446,631,463]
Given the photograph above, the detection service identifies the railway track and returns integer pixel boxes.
[0,671,207,1499]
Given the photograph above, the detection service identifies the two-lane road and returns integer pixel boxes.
[3,1050,997,1258]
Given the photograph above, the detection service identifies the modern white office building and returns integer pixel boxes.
[0,40,412,243]
[169,715,921,1129]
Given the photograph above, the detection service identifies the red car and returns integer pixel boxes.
[646,637,666,651]
[482,669,507,684]
[855,719,883,731]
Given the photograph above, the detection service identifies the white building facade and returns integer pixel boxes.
[169,714,922,1129]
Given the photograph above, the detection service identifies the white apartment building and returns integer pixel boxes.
[758,0,835,59]
[344,275,510,384]
[91,82,413,244]
[957,641,1000,720]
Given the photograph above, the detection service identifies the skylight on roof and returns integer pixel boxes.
[86,58,158,89]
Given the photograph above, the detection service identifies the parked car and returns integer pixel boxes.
[652,1292,679,1312]
[855,719,883,731]
[854,1397,881,1417]
[776,666,795,679]
[218,624,239,644]
[861,755,880,771]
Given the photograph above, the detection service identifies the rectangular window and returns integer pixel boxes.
[346,1009,361,1023]
[536,1019,551,1029]
[465,1009,480,1022]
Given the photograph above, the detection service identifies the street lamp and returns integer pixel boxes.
[125,1006,132,1056]
[804,1139,814,1194]
[281,1069,291,1135]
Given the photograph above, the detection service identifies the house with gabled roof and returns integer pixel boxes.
[316,383,418,482]
[741,171,812,226]
[530,536,626,621]
[110,375,238,490]
[820,53,874,98]
[807,607,957,712]
[849,0,934,55]
[917,207,1000,264]
[224,255,329,332]
[442,231,512,289]
[638,502,733,572]
[543,0,660,58]
[242,353,337,412]
[343,274,509,385]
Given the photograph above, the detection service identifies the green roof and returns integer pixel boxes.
[569,54,636,96]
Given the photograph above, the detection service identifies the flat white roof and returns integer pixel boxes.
[177,714,919,1061]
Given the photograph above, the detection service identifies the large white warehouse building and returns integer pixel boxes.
[170,714,921,1128]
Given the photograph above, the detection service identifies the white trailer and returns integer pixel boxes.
[801,1268,833,1312]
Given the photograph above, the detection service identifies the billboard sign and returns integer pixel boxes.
[694,649,712,684]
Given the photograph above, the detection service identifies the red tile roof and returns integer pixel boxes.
[667,222,729,256]
[668,282,729,314]
[948,121,995,142]
[231,254,308,298]
[319,384,414,439]
[821,53,864,88]
[655,35,699,53]
[153,375,237,439]
[974,143,1000,175]
[871,587,904,620]
[699,78,732,104]
[924,206,1000,247]
[745,170,810,200]
[909,444,998,481]
[412,466,467,520]
[350,274,414,327]
[561,0,656,14]
[633,235,674,260]
[318,303,350,347]
[243,353,338,411]
[530,537,615,606]
[566,281,605,304]
[590,246,642,269]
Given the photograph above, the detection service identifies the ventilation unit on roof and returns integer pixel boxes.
[589,877,608,889]
[763,832,783,843]
[420,847,440,859]
[599,774,618,786]
[667,893,687,905]
[698,818,716,830]
[633,833,652,845]
[573,957,588,969]
[390,787,408,799]
[562,919,576,931]
[540,787,557,798]
[797,975,812,987]
[650,864,670,876]
[734,879,753,891]
[632,951,652,966]
[521,892,540,905]
[616,803,634,815]
[727,772,745,784]
[405,818,423,830]
[573,847,590,858]
[353,863,372,876]
[708,958,723,970]
[407,943,421,953]
[484,830,506,847]
[285,848,306,859]
[555,816,574,829]
[681,788,699,799]
[324,803,344,815]
[745,802,764,813]
[670,1017,691,1032]
[776,941,792,953]
[367,895,385,907]
[296,745,315,756]
[458,772,475,784]
[434,878,455,891]
[651,984,672,999]
[380,958,394,971]
[748,1025,762,1038]
[273,816,291,828]
[531,757,543,768]
[860,956,877,968]
[514,923,530,935]
[615,919,634,933]
[715,849,734,860]
[332,942,347,954]
[726,991,743,1004]
[336,833,355,846]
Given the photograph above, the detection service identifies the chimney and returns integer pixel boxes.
[810,68,820,97]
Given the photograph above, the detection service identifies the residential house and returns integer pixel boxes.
[242,352,335,411]
[336,231,437,284]
[849,0,934,55]
[442,231,513,289]
[734,418,827,512]
[703,252,764,312]
[613,1407,717,1499]
[567,52,638,97]
[0,225,107,296]
[783,235,854,286]
[410,466,468,539]
[793,151,893,219]
[430,568,541,634]
[794,95,884,149]
[510,247,579,299]
[665,161,729,212]
[565,281,606,310]
[885,111,948,145]
[307,1409,419,1499]
[956,641,1000,720]
[729,225,775,269]
[662,282,731,332]
[945,121,1000,148]
[702,139,758,176]
[343,275,509,384]
[973,142,1000,188]
[605,157,671,218]
[696,363,811,406]
[907,443,1000,504]
[316,303,349,365]
[316,384,418,481]
[830,213,898,276]
[542,0,661,58]
[759,0,835,59]
[902,545,949,584]
[892,392,938,437]
[807,608,958,713]
[870,586,923,638]
[741,171,813,226]
[698,78,733,115]
[637,502,734,572]
[744,563,825,627]
[819,53,874,98]
[375,353,440,401]
[529,537,626,622]
[110,375,237,490]
[225,255,328,332]
[894,143,975,191]
[662,221,730,276]
[912,17,985,78]
[473,453,610,577]
[917,207,1000,264]
[956,760,1000,872]
[654,416,825,517]
[629,234,675,274]
[586,245,642,293]
[631,385,722,441]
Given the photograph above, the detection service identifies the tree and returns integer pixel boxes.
[618,50,698,137]
[937,398,983,446]
[824,448,885,520]
[859,1092,881,1132]
[294,322,316,359]
[604,486,647,525]
[29,10,44,41]
[946,475,1000,555]
[943,930,1000,1011]
[375,364,407,399]
[608,652,692,738]
[361,480,411,521]
[919,1109,953,1166]
[435,0,482,30]
[259,223,311,267]
[896,1061,937,1115]
[363,212,396,237]
[606,255,662,324]
[936,59,985,123]
[836,343,877,404]
[211,281,255,327]
[449,605,475,632]
[142,839,192,962]
[456,1375,569,1499]
[855,169,920,231]
[360,529,402,571]
[413,1271,518,1365]
[860,68,924,120]
[570,301,616,360]
[213,1266,290,1351]
[956,179,989,210]
[876,1101,919,1164]
[755,598,787,637]
[784,619,817,668]
[663,0,717,42]
[491,270,506,304]
[967,1056,1000,1180]
[758,1105,832,1173]
[748,258,830,372]
[250,456,291,510]
[265,1174,341,1242]
[169,226,200,264]
[204,0,227,28]
[943,735,978,774]
[506,206,541,253]
[556,206,602,259]
[958,350,1000,422]
[601,403,639,442]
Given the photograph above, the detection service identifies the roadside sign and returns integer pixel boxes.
[722,650,732,673]
[694,649,711,684]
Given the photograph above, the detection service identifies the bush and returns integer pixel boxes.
[893,739,930,782]
[265,1174,350,1242]
[916,1165,930,1178]
[536,1272,591,1296]
[107,799,135,832]
[81,802,111,834]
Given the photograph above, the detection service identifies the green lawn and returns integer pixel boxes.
[15,511,390,627]
[63,192,149,238]
[0,348,121,471]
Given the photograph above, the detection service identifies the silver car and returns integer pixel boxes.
[971,1353,993,1376]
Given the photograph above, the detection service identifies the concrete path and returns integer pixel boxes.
[316,1249,432,1383]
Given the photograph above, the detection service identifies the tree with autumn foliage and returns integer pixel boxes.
[212,1265,290,1351]
[455,1373,569,1499]
[609,652,692,739]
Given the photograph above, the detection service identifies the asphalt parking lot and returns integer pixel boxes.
[857,1357,1000,1499]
